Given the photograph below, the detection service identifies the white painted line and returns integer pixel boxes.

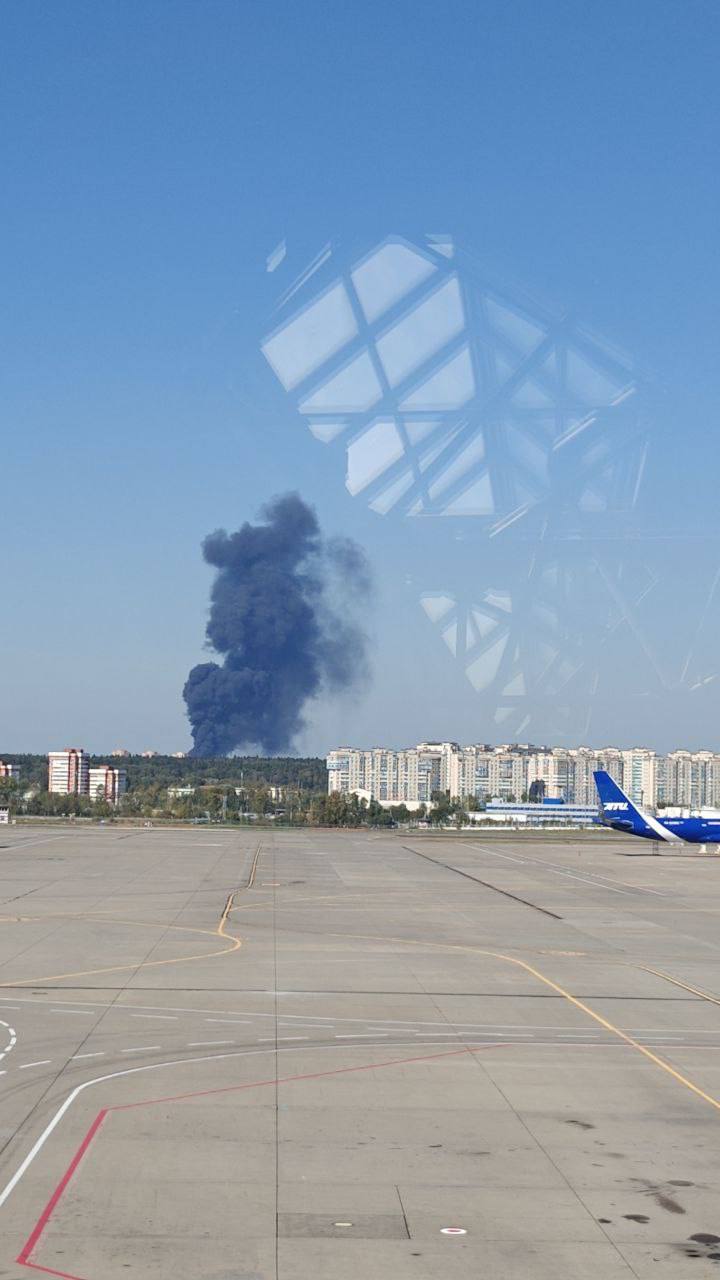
[72,1053,105,1060]
[472,843,645,895]
[187,1040,233,1047]
[205,1019,252,1025]
[121,1045,162,1054]
[258,1037,275,1042]
[18,1061,51,1070]
[277,1036,309,1041]
[131,1014,178,1022]
[335,1033,387,1039]
[0,994,496,1033]
[0,1039,485,1212]
[50,1010,94,1016]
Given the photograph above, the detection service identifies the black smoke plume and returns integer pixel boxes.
[183,493,372,756]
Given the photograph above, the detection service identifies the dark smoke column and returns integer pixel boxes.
[183,493,371,756]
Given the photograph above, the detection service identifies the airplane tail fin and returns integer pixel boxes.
[593,770,646,832]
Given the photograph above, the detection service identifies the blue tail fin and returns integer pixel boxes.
[593,770,645,832]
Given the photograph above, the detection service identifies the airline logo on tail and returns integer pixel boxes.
[593,770,682,842]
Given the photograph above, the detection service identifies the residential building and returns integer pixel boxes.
[88,766,127,805]
[0,762,19,781]
[327,742,720,810]
[48,749,89,796]
[621,749,656,806]
[326,743,457,806]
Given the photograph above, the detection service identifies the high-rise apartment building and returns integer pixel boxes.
[328,743,720,810]
[48,749,89,795]
[0,762,19,781]
[88,766,127,805]
[620,749,656,806]
[327,743,457,805]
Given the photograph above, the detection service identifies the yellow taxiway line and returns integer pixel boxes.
[637,963,720,1007]
[0,844,264,988]
[320,928,720,1115]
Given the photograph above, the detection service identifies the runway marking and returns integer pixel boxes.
[336,1033,388,1039]
[71,1054,104,1061]
[0,1020,17,1066]
[3,1040,505,1265]
[14,1045,500,1277]
[472,843,639,895]
[187,1040,233,1047]
[121,1046,161,1054]
[319,928,720,1116]
[638,964,720,1006]
[0,884,245,989]
[130,1013,178,1021]
[246,844,262,890]
[205,1018,252,1025]
[17,1107,108,1278]
[18,1062,50,1070]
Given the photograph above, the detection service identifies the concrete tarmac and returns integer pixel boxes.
[0,825,717,1276]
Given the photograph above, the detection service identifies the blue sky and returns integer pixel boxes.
[3,0,720,754]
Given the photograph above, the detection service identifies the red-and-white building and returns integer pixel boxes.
[88,766,127,805]
[48,749,90,795]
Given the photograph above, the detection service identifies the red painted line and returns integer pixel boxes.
[18,1259,89,1280]
[15,1044,504,1279]
[110,1043,497,1112]
[17,1109,107,1274]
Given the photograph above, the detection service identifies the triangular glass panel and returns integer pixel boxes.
[368,470,415,514]
[404,419,440,445]
[441,621,458,656]
[346,419,404,495]
[262,282,358,390]
[400,346,475,410]
[376,277,465,387]
[300,351,382,413]
[421,594,455,622]
[351,242,436,324]
[465,635,508,690]
[442,473,495,515]
[308,422,346,443]
[484,296,546,355]
[565,349,629,405]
